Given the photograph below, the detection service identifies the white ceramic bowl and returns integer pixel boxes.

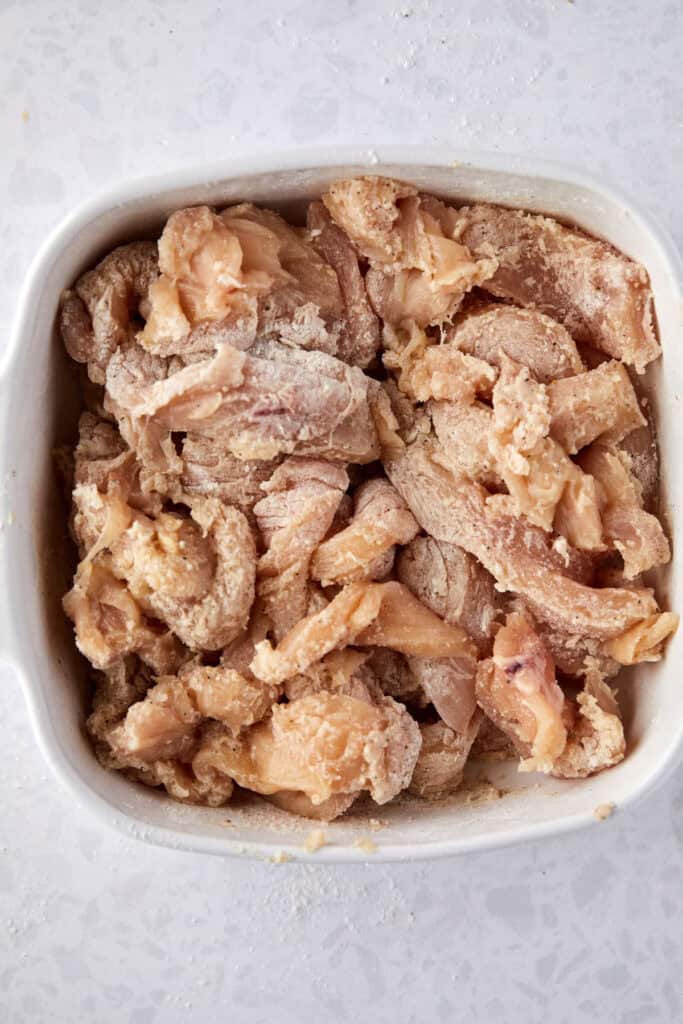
[2,147,682,862]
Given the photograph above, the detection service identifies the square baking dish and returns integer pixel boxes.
[1,147,682,861]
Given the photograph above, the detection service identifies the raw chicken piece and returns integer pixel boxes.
[492,438,574,534]
[430,400,502,489]
[366,648,427,706]
[323,178,497,326]
[205,691,421,805]
[366,263,490,329]
[105,336,176,400]
[134,628,187,677]
[360,201,495,321]
[284,649,376,704]
[447,304,584,382]
[60,241,159,383]
[139,206,280,356]
[311,478,419,587]
[604,612,679,665]
[69,466,139,560]
[72,412,167,523]
[180,664,278,734]
[601,505,670,580]
[307,200,381,367]
[224,202,344,352]
[408,656,478,734]
[87,657,152,748]
[434,368,603,549]
[587,442,647,510]
[383,321,497,403]
[251,581,476,686]
[127,745,235,806]
[618,415,659,511]
[63,558,184,673]
[475,612,567,773]
[124,719,240,806]
[404,343,497,405]
[526,617,619,680]
[385,440,658,638]
[354,582,478,661]
[73,412,127,489]
[180,434,280,519]
[107,340,380,465]
[255,457,349,533]
[185,723,239,804]
[397,536,501,653]
[110,496,256,651]
[103,339,183,479]
[68,482,257,653]
[266,790,357,821]
[221,601,272,677]
[173,313,259,358]
[455,203,659,372]
[361,544,397,584]
[323,176,416,263]
[548,361,646,453]
[250,582,384,684]
[578,443,670,578]
[106,660,278,786]
[487,353,603,546]
[133,744,236,807]
[254,458,348,639]
[408,713,482,799]
[552,471,604,552]
[409,442,598,581]
[370,643,479,737]
[489,354,564,531]
[552,671,625,779]
[60,291,101,376]
[491,352,551,465]
[109,676,202,762]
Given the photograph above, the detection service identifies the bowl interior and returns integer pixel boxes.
[2,155,682,859]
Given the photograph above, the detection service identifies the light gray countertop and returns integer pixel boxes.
[1,1,682,1020]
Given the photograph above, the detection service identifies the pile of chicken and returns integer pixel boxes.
[58,175,678,821]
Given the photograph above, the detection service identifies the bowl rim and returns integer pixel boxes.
[2,145,683,862]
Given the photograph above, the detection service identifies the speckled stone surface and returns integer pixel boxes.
[1,1,683,1020]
